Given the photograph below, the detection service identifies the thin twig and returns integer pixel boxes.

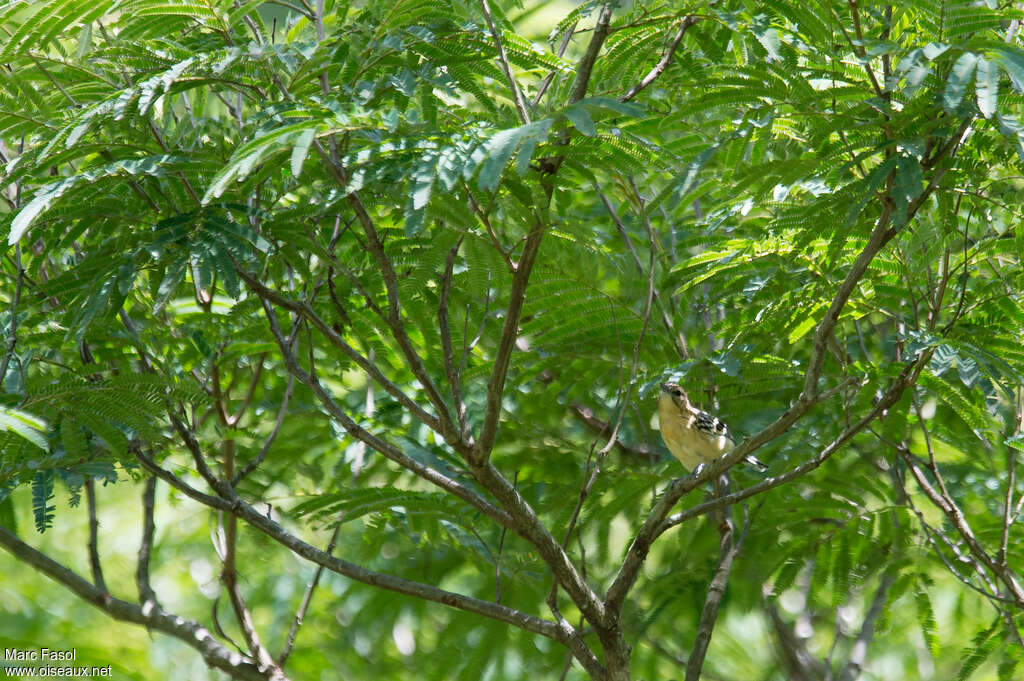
[684,505,748,681]
[836,572,896,681]
[621,17,697,102]
[228,355,267,427]
[569,403,656,458]
[532,22,577,107]
[278,527,339,666]
[0,525,271,681]
[0,243,23,381]
[474,217,545,462]
[598,185,684,359]
[901,451,1024,607]
[479,0,531,124]
[439,239,471,440]
[233,373,295,484]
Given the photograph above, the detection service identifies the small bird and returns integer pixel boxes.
[657,382,766,472]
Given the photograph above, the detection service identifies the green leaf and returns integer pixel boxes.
[915,582,939,658]
[975,57,998,118]
[846,155,897,226]
[956,620,1001,681]
[31,471,55,533]
[944,52,978,111]
[562,103,596,137]
[475,119,552,192]
[919,373,991,434]
[0,407,49,451]
[787,305,821,344]
[290,128,316,178]
[990,45,1024,92]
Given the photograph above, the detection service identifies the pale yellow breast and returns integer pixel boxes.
[657,396,734,471]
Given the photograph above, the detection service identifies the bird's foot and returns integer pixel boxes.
[670,464,708,490]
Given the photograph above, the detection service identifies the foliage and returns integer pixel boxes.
[1,1,1023,680]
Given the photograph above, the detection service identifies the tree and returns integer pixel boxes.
[1,0,1023,679]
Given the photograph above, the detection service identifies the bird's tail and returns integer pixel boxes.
[744,455,767,472]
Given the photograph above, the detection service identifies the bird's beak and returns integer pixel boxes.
[659,383,670,394]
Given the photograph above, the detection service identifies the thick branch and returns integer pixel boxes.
[84,478,106,592]
[802,202,895,399]
[804,116,970,400]
[0,526,273,681]
[135,449,235,512]
[136,477,160,607]
[204,479,593,659]
[685,510,744,681]
[474,218,545,462]
[569,3,614,104]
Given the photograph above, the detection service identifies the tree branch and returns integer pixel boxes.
[203,478,604,673]
[439,239,471,441]
[136,477,160,607]
[569,3,614,104]
[346,192,463,446]
[837,572,896,681]
[84,477,107,593]
[479,0,531,124]
[238,269,451,446]
[256,297,515,527]
[0,526,275,681]
[620,17,697,103]
[233,373,295,484]
[473,217,545,462]
[685,506,747,681]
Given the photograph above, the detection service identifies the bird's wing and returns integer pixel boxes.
[694,411,734,445]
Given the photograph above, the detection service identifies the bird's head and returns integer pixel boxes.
[659,382,690,411]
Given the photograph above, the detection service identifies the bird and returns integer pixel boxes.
[657,382,766,473]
